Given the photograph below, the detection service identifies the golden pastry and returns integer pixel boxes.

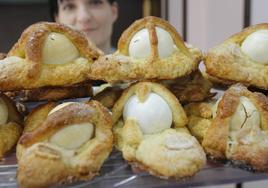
[161,70,215,104]
[0,22,102,91]
[0,93,23,159]
[17,101,113,188]
[205,23,268,89]
[6,82,93,102]
[113,82,206,178]
[89,16,202,83]
[185,84,268,170]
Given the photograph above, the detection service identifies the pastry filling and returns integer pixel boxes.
[48,102,75,115]
[49,123,94,150]
[0,98,8,124]
[123,92,172,134]
[129,27,176,59]
[165,134,194,150]
[42,32,79,64]
[241,29,268,64]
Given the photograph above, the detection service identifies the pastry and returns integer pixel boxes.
[6,82,93,102]
[205,23,268,90]
[0,93,23,159]
[161,70,215,104]
[17,101,113,187]
[89,16,202,83]
[0,22,102,91]
[185,84,268,170]
[112,82,206,178]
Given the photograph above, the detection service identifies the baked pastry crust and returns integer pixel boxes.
[0,93,23,159]
[205,23,268,90]
[17,100,113,187]
[89,16,202,83]
[161,70,215,104]
[112,82,206,178]
[6,83,93,102]
[186,84,268,170]
[0,22,102,91]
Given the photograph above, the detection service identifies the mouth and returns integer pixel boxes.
[81,28,98,33]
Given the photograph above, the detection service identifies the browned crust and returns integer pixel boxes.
[92,85,123,109]
[0,22,103,91]
[89,16,201,83]
[205,23,268,90]
[112,81,188,128]
[161,70,215,104]
[8,83,93,102]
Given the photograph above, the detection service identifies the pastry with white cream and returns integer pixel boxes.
[0,22,102,91]
[113,82,206,178]
[89,16,202,83]
[205,23,268,89]
[0,93,23,159]
[184,84,268,171]
[16,101,113,188]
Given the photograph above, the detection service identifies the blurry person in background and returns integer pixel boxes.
[49,0,118,54]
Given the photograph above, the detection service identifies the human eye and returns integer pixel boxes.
[88,0,104,7]
[62,2,76,11]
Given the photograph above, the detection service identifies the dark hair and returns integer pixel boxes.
[49,0,116,21]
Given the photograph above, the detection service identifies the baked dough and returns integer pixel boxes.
[185,84,268,170]
[6,82,93,102]
[17,100,113,187]
[0,22,102,91]
[89,16,202,83]
[205,23,268,89]
[112,82,206,178]
[0,93,23,159]
[161,70,215,104]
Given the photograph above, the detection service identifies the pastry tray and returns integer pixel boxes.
[1,150,268,188]
[2,98,268,188]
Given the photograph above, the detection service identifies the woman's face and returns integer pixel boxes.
[56,0,118,49]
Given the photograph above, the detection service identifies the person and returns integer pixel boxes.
[49,0,118,54]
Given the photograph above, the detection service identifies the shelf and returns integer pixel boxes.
[1,150,268,188]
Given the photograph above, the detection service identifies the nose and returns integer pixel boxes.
[76,5,92,24]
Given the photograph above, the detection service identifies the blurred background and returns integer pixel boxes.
[0,0,268,53]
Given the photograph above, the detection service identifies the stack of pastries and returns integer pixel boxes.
[1,16,268,187]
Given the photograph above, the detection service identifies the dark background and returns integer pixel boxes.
[0,0,161,53]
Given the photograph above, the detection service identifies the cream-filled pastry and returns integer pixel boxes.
[17,101,113,188]
[205,23,268,89]
[113,82,206,178]
[89,16,202,83]
[185,84,268,171]
[0,93,23,159]
[0,22,102,91]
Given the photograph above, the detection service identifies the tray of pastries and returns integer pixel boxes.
[1,16,268,188]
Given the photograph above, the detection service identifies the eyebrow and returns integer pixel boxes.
[59,0,74,4]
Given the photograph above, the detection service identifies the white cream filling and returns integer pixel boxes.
[123,93,172,134]
[241,29,268,64]
[49,123,94,150]
[165,134,194,150]
[0,98,8,124]
[129,27,176,59]
[48,102,75,116]
[42,32,79,65]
